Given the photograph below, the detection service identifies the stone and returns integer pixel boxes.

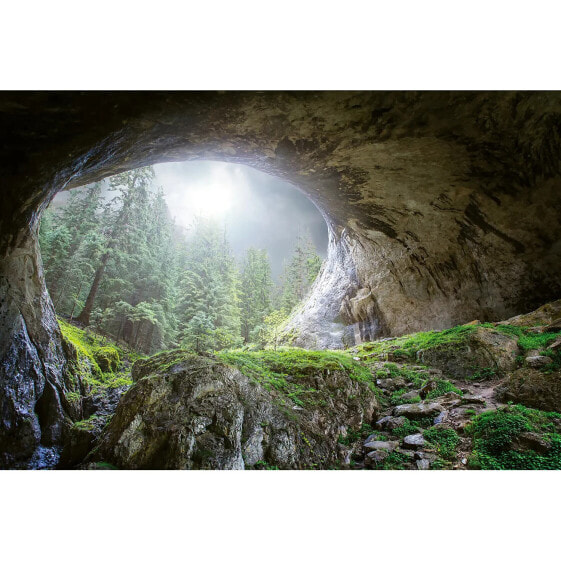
[420,380,438,399]
[495,368,561,412]
[375,416,407,430]
[525,355,553,368]
[512,432,552,454]
[403,433,426,449]
[544,319,561,333]
[416,459,431,470]
[400,390,420,401]
[377,377,407,391]
[433,411,448,425]
[363,440,400,452]
[548,338,561,352]
[461,395,486,405]
[393,402,444,419]
[417,327,519,380]
[91,353,380,469]
[365,450,389,466]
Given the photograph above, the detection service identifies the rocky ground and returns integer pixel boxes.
[32,300,561,470]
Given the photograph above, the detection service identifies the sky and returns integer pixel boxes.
[151,161,328,279]
[53,161,328,280]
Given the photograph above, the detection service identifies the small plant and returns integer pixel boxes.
[466,404,561,469]
[424,426,459,460]
[425,379,463,400]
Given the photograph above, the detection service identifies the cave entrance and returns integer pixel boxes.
[38,161,329,356]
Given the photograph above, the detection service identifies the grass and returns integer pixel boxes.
[486,324,561,352]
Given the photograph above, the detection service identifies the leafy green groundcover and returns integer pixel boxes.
[466,404,561,469]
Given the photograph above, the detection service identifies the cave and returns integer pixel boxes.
[1,91,561,467]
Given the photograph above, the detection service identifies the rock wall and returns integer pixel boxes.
[1,91,561,464]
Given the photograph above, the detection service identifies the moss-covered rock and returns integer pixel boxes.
[93,346,121,373]
[92,351,380,470]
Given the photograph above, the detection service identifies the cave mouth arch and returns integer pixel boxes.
[40,159,331,354]
[2,91,561,468]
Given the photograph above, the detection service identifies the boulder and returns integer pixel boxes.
[363,440,399,452]
[416,327,519,379]
[525,355,553,368]
[393,402,444,419]
[403,433,426,449]
[400,390,421,401]
[495,368,561,413]
[91,352,379,469]
[377,377,407,391]
[375,416,407,430]
[364,450,389,466]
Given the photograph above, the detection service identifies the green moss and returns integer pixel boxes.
[93,346,121,373]
[392,419,419,437]
[355,324,479,361]
[217,348,380,407]
[74,414,99,431]
[389,388,421,406]
[64,391,81,403]
[490,324,561,351]
[378,451,410,470]
[466,367,498,381]
[58,318,135,394]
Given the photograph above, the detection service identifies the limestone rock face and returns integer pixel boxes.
[2,92,561,465]
[92,353,379,469]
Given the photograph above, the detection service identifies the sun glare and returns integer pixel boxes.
[188,182,234,218]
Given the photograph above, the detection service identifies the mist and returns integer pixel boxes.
[153,161,328,280]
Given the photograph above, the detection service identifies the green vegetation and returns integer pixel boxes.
[74,415,99,431]
[356,324,479,360]
[218,348,378,406]
[338,423,386,446]
[425,379,463,400]
[252,460,280,470]
[59,318,136,393]
[39,169,324,355]
[389,388,421,406]
[424,426,459,460]
[378,451,411,470]
[391,418,432,437]
[466,404,561,469]
[488,324,561,351]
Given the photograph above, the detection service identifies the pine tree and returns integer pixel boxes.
[278,229,323,313]
[239,248,274,343]
[176,216,242,352]
[76,167,155,326]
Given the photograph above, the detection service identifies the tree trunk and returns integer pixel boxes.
[76,252,109,325]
